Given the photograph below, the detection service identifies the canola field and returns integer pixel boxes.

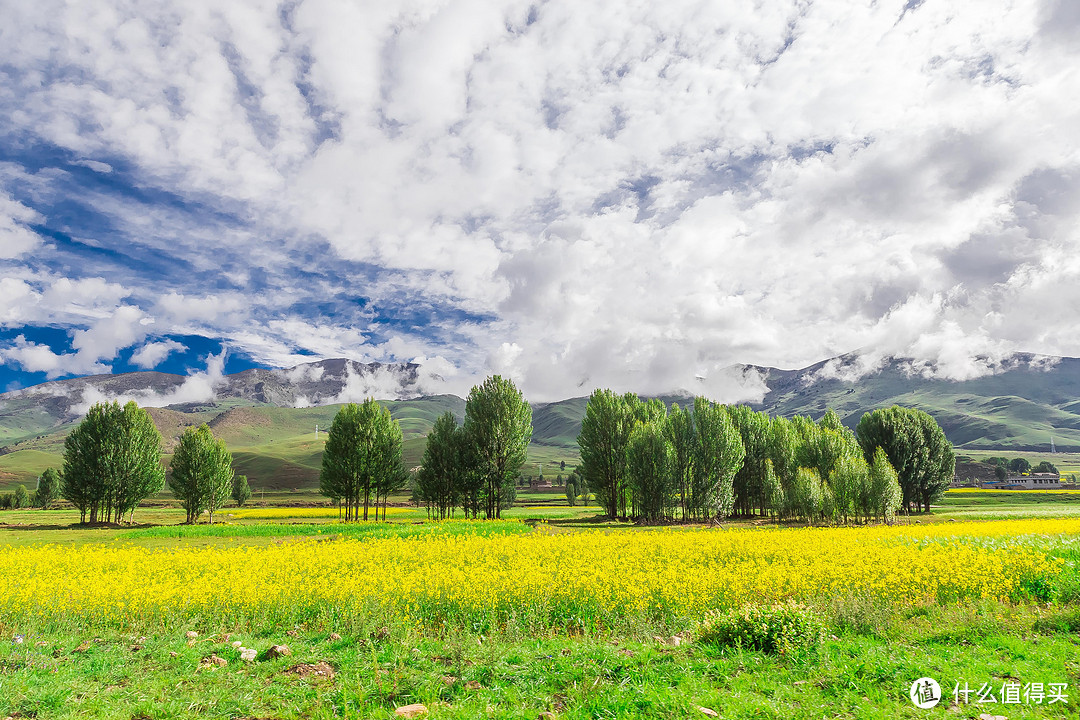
[1,518,1075,630]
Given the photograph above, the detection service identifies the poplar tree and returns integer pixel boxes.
[35,468,61,509]
[577,389,635,520]
[319,400,404,521]
[168,424,234,524]
[62,401,164,524]
[463,375,532,519]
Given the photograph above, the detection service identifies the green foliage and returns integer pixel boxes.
[34,467,61,509]
[463,375,532,520]
[0,493,11,510]
[867,447,902,522]
[1034,460,1058,474]
[692,397,745,520]
[664,403,696,519]
[625,421,673,523]
[231,474,252,507]
[319,400,405,521]
[856,406,955,513]
[13,484,29,509]
[168,424,234,524]
[578,389,635,520]
[726,405,773,517]
[564,473,577,507]
[698,602,826,657]
[416,411,465,519]
[1009,457,1032,474]
[790,467,823,522]
[61,401,164,524]
[995,465,1008,480]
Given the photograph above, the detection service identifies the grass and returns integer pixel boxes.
[2,502,1080,718]
[1,599,1078,719]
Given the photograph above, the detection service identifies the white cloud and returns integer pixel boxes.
[129,339,187,369]
[2,0,1080,400]
[71,351,227,415]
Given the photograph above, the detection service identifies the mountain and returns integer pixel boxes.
[529,353,1080,453]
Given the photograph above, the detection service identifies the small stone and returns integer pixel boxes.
[465,680,482,690]
[697,707,719,718]
[669,635,682,647]
[185,631,199,640]
[652,635,666,644]
[211,654,227,667]
[286,629,298,637]
[977,715,1007,720]
[129,644,142,652]
[12,635,24,645]
[328,633,342,641]
[232,641,243,648]
[168,651,179,658]
[372,627,390,641]
[240,647,257,662]
[266,644,291,659]
[74,640,92,653]
[394,704,428,718]
[220,633,231,642]
[441,675,457,685]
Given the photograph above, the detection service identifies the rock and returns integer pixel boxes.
[168,651,179,658]
[286,629,298,637]
[185,631,199,640]
[669,636,683,647]
[266,644,291,659]
[285,661,335,681]
[329,633,342,641]
[199,654,228,669]
[12,635,24,645]
[465,680,482,690]
[232,641,243,648]
[211,654,227,667]
[697,707,719,718]
[394,705,428,718]
[441,675,457,685]
[977,715,1007,720]
[240,647,257,662]
[74,640,92,653]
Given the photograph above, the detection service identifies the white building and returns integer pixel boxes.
[1015,473,1062,489]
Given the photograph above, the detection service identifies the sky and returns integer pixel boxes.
[0,0,1078,402]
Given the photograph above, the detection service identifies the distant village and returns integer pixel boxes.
[953,455,1076,490]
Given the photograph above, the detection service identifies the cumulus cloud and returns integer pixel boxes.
[129,339,187,369]
[1,0,1079,400]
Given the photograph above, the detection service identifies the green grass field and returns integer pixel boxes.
[2,491,1079,718]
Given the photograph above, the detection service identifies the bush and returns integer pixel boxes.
[698,601,827,656]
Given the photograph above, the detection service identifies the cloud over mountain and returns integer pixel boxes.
[0,0,1078,401]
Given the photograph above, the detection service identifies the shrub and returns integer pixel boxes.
[698,601,826,656]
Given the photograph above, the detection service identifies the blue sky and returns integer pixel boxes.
[1,0,1079,401]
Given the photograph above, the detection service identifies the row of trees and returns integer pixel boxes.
[576,389,954,524]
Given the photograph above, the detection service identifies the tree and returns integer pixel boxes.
[1034,461,1058,474]
[578,389,635,520]
[867,447,902,522]
[626,421,674,522]
[727,405,772,517]
[13,484,29,509]
[1008,457,1031,474]
[692,397,745,520]
[665,403,696,520]
[564,474,577,507]
[34,468,61,509]
[416,412,462,519]
[231,474,252,507]
[463,375,532,519]
[856,406,954,514]
[168,424,234,524]
[319,400,404,521]
[994,465,1008,481]
[62,401,164,524]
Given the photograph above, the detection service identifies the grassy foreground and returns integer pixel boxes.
[2,506,1080,718]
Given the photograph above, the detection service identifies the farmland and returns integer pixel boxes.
[2,492,1080,719]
